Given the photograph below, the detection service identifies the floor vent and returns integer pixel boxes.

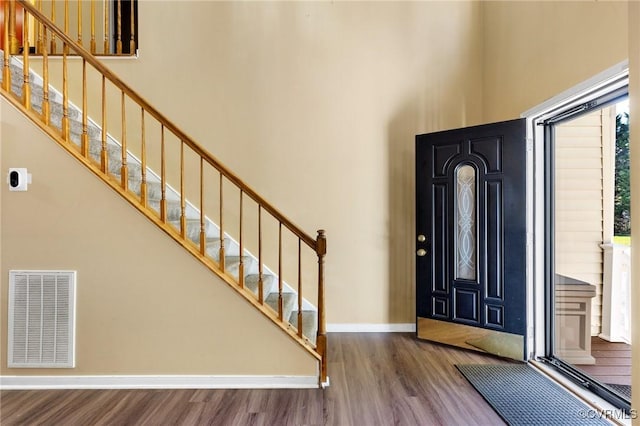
[8,270,76,368]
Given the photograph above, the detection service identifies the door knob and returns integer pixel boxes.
[416,249,427,257]
[417,235,426,242]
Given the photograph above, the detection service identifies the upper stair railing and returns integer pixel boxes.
[2,0,327,385]
[1,0,137,55]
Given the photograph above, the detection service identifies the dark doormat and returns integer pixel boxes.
[456,364,610,425]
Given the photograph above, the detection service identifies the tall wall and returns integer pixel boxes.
[1,0,634,381]
[483,0,634,415]
[1,1,484,378]
[482,1,628,122]
[101,1,485,325]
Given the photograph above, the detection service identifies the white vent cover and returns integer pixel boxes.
[8,270,76,368]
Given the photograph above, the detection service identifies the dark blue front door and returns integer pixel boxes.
[415,119,527,359]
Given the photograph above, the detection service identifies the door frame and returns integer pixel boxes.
[522,61,632,414]
[521,60,629,363]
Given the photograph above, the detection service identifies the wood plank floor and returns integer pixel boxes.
[574,336,632,386]
[0,333,514,425]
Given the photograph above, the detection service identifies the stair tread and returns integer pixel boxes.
[204,237,224,243]
[289,310,318,343]
[129,180,163,200]
[224,256,255,281]
[204,238,228,261]
[147,199,182,221]
[225,255,251,263]
[243,274,275,297]
[265,292,296,318]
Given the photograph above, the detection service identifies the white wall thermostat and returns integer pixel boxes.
[7,168,32,191]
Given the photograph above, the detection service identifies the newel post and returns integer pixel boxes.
[316,229,327,386]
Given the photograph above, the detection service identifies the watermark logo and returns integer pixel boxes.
[577,408,638,421]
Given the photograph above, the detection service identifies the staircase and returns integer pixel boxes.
[1,0,326,385]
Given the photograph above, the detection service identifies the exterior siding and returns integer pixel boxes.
[555,107,616,336]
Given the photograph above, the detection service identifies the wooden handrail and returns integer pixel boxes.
[17,0,317,251]
[9,0,327,385]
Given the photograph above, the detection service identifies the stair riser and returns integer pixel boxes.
[32,97,81,121]
[51,116,101,139]
[204,239,231,261]
[244,275,277,297]
[10,84,82,124]
[8,80,104,142]
[89,141,121,162]
[289,311,318,344]
[226,257,255,281]
[266,293,296,327]
[129,179,163,201]
[147,199,182,222]
[168,219,213,242]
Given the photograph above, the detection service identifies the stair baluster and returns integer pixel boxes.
[49,1,55,54]
[103,0,108,54]
[63,0,68,37]
[258,206,264,304]
[297,239,303,338]
[41,27,49,125]
[129,0,135,54]
[116,0,121,54]
[2,2,10,91]
[100,75,108,172]
[238,190,245,289]
[219,172,225,271]
[120,91,128,190]
[7,0,17,53]
[20,6,29,110]
[81,59,88,156]
[140,108,147,207]
[90,0,96,54]
[77,0,81,45]
[35,0,41,54]
[180,140,186,238]
[160,125,167,222]
[61,42,69,140]
[199,158,206,256]
[278,223,283,321]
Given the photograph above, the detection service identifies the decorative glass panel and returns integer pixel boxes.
[456,165,476,280]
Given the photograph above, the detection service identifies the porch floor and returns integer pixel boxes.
[574,336,631,386]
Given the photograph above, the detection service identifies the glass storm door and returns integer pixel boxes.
[415,119,527,360]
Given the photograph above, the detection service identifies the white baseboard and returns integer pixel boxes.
[0,375,319,390]
[326,323,416,332]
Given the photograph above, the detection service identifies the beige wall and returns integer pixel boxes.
[104,0,628,325]
[482,1,628,122]
[101,1,485,324]
[0,97,317,376]
[2,1,485,377]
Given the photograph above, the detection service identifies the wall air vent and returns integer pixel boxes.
[8,270,76,368]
